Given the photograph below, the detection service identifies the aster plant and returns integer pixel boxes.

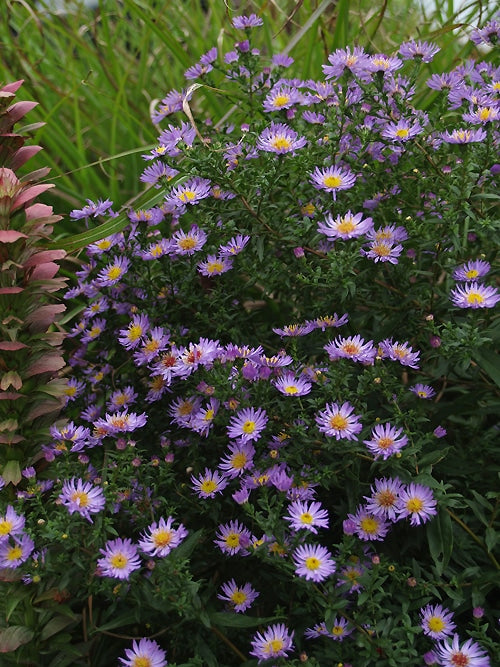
[1,12,499,667]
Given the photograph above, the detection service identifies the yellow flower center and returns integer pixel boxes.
[106,266,123,281]
[305,556,321,570]
[465,269,478,278]
[206,261,224,274]
[341,342,360,355]
[428,616,446,633]
[89,326,102,338]
[7,546,22,561]
[377,437,394,449]
[264,639,284,655]
[372,242,391,257]
[178,189,196,202]
[71,491,89,508]
[479,107,493,121]
[96,239,111,250]
[225,533,240,548]
[152,530,173,548]
[271,136,291,151]
[273,94,290,107]
[110,553,128,569]
[178,402,194,416]
[132,657,152,667]
[329,414,348,430]
[178,237,197,250]
[230,590,247,605]
[395,128,409,139]
[144,340,160,353]
[242,420,256,434]
[284,385,298,394]
[0,520,13,535]
[466,292,484,305]
[359,517,379,534]
[323,175,342,188]
[406,498,424,513]
[450,652,469,667]
[65,385,77,396]
[200,479,217,494]
[331,625,344,636]
[337,219,356,234]
[127,324,143,341]
[231,452,248,469]
[300,512,314,524]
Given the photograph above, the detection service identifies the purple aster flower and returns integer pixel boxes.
[284,500,329,533]
[0,533,34,568]
[214,520,253,555]
[453,260,490,281]
[293,543,336,582]
[119,638,167,667]
[263,85,301,112]
[410,383,436,399]
[302,110,325,124]
[434,634,490,667]
[171,226,208,256]
[80,317,106,344]
[272,53,294,68]
[304,622,330,639]
[441,128,488,144]
[380,118,423,142]
[70,198,115,220]
[470,17,500,46]
[325,335,376,364]
[59,478,106,523]
[227,407,268,443]
[133,327,170,366]
[256,122,307,154]
[434,426,447,438]
[219,234,250,257]
[140,161,179,188]
[217,579,259,612]
[450,282,500,309]
[308,313,349,330]
[118,313,150,350]
[138,516,188,557]
[250,623,294,663]
[361,238,403,264]
[397,483,437,526]
[369,53,403,74]
[197,254,233,276]
[273,371,313,396]
[378,338,421,369]
[317,210,373,240]
[0,506,25,540]
[399,39,440,62]
[337,562,366,592]
[309,165,356,200]
[328,617,353,640]
[272,322,315,337]
[463,105,499,124]
[151,88,185,122]
[232,14,263,29]
[348,507,391,541]
[322,46,372,80]
[315,401,363,441]
[97,537,141,579]
[166,177,211,207]
[190,468,228,498]
[364,423,408,460]
[218,442,255,478]
[420,604,456,640]
[96,256,130,287]
[364,477,404,521]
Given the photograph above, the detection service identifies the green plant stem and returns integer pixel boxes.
[445,507,500,570]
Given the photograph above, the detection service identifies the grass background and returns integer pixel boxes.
[0,0,496,234]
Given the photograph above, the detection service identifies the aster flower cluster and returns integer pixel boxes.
[1,12,498,667]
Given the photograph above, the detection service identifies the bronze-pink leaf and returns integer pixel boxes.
[23,249,66,267]
[0,230,28,243]
[1,80,24,95]
[25,353,65,377]
[12,183,54,210]
[28,262,60,281]
[0,341,27,350]
[0,392,23,400]
[0,370,23,391]
[24,202,54,219]
[10,145,42,171]
[6,101,38,123]
[0,287,24,295]
[25,304,66,331]
[26,397,63,421]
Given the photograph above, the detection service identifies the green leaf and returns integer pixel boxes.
[209,612,280,628]
[40,614,79,641]
[426,510,453,575]
[473,349,500,389]
[0,626,34,653]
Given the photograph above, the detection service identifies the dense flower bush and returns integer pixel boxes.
[1,13,499,667]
